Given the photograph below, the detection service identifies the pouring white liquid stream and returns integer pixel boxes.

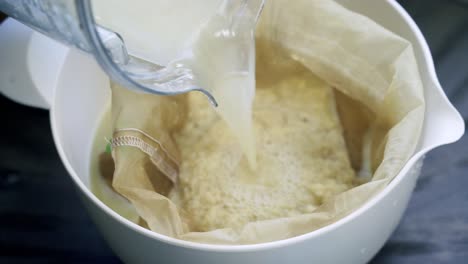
[92,0,259,168]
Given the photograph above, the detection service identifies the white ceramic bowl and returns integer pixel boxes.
[0,1,464,263]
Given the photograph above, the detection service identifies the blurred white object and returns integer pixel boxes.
[0,19,68,108]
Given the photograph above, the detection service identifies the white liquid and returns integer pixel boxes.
[92,0,258,167]
[92,0,223,65]
[189,10,257,167]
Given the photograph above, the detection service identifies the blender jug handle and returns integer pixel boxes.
[0,19,69,110]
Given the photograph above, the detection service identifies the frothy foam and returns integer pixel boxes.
[171,64,357,231]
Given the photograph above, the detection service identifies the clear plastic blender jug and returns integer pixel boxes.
[0,0,264,105]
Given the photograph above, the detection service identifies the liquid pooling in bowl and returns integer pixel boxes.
[89,108,139,223]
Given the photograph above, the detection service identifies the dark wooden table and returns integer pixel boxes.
[1,1,467,263]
